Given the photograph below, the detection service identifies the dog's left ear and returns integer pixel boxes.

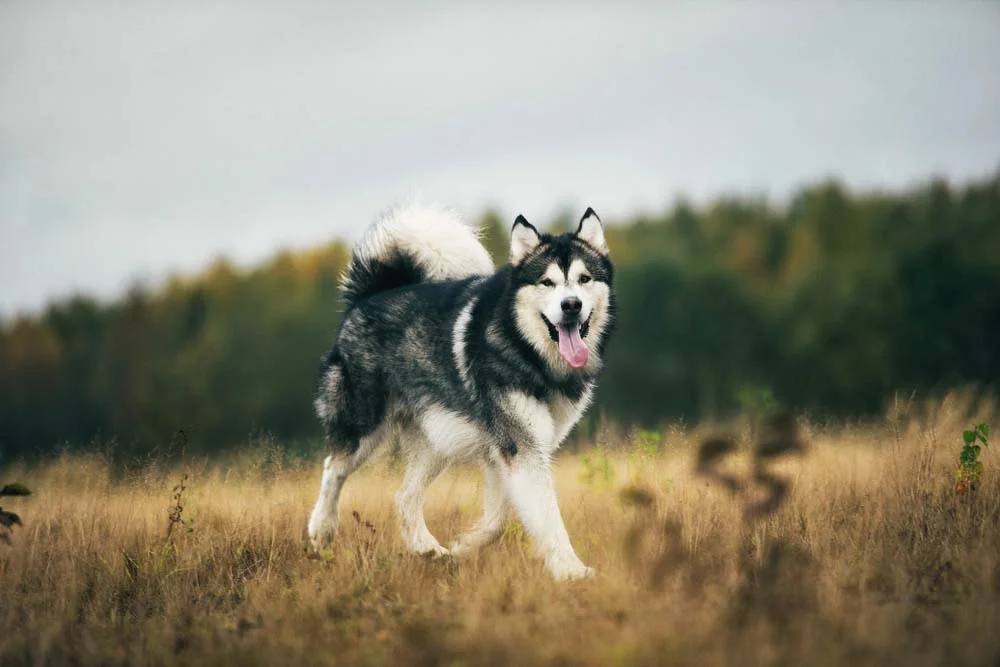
[576,207,607,255]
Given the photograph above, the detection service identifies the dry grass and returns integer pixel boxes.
[2,393,1000,666]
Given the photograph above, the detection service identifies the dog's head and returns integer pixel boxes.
[509,208,614,374]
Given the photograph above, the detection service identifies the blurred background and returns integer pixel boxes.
[1,3,999,461]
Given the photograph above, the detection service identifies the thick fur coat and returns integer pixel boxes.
[308,204,616,579]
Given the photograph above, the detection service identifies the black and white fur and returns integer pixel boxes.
[308,203,616,580]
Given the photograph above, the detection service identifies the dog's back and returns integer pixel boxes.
[315,204,493,447]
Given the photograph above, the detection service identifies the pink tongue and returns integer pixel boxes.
[557,325,589,368]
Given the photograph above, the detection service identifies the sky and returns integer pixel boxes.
[1,2,999,316]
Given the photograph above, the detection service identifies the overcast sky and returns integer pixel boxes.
[1,2,998,316]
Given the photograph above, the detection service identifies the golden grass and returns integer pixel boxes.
[2,393,999,666]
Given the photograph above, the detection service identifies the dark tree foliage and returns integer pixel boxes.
[1,174,998,461]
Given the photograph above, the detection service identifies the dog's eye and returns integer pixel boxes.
[539,278,555,288]
[579,275,592,284]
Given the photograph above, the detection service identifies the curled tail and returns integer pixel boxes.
[341,203,494,309]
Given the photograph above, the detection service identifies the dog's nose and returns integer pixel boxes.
[561,297,582,317]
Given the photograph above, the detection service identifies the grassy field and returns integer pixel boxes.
[2,393,999,666]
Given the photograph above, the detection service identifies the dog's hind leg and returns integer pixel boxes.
[449,464,508,557]
[308,431,383,553]
[395,432,449,557]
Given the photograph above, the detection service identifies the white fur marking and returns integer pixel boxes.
[505,390,555,450]
[452,297,477,392]
[550,385,593,447]
[420,405,485,461]
[314,365,341,426]
[308,455,347,551]
[566,259,587,282]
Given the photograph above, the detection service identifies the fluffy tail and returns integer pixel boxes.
[340,203,494,309]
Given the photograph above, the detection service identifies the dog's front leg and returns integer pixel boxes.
[498,453,593,581]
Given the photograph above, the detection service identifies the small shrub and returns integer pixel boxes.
[955,422,990,494]
[579,446,616,490]
[166,473,193,539]
[626,429,663,484]
[635,430,661,458]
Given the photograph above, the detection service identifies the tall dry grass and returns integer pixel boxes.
[1,393,999,666]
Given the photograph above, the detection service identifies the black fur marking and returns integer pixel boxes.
[540,313,559,341]
[512,214,540,236]
[342,250,426,310]
[516,233,613,286]
[578,207,599,227]
[500,440,519,460]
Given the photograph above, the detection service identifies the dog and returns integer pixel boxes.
[307,203,616,579]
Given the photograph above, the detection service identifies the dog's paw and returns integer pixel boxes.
[447,534,484,558]
[413,542,451,560]
[547,555,595,581]
[307,518,338,554]
[558,565,596,582]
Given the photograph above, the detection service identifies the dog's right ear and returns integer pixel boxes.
[510,215,541,265]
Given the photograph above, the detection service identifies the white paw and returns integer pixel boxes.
[423,544,451,559]
[547,556,595,581]
[448,541,476,558]
[447,532,486,558]
[407,538,450,559]
[308,514,338,552]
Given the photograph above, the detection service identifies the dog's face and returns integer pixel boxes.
[509,209,614,374]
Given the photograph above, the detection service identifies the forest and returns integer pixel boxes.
[1,173,998,461]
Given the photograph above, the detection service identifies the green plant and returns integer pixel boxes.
[579,446,616,490]
[635,430,661,458]
[0,483,31,544]
[626,429,662,484]
[955,422,990,494]
[166,473,193,539]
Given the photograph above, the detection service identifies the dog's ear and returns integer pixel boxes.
[576,208,607,255]
[510,215,541,265]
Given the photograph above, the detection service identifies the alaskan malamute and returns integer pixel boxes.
[308,204,616,579]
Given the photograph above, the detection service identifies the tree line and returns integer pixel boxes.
[1,173,998,461]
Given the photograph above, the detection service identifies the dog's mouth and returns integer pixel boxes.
[541,314,591,369]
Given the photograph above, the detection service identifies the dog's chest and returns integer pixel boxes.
[546,385,593,449]
[500,386,592,452]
